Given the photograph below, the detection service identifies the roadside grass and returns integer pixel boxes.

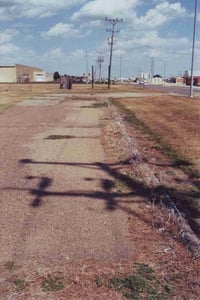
[96,263,172,299]
[0,82,147,114]
[110,96,200,233]
[112,96,200,178]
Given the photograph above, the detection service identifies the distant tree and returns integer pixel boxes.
[153,74,162,78]
[53,71,61,81]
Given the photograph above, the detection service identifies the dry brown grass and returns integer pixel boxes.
[1,83,199,175]
[0,82,142,113]
[116,95,200,176]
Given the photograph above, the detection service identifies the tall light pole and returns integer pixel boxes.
[190,0,198,98]
[150,57,155,78]
[105,17,123,89]
[157,58,166,81]
[119,54,122,82]
[97,51,104,82]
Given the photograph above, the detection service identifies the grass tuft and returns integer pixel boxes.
[45,135,75,140]
[92,101,108,108]
[115,181,126,193]
[95,276,104,288]
[5,261,14,271]
[41,275,65,292]
[108,263,172,299]
[14,278,27,292]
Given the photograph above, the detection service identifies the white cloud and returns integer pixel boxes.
[138,31,189,49]
[45,23,79,37]
[116,28,190,64]
[135,2,186,29]
[71,49,85,58]
[81,20,102,28]
[120,28,189,49]
[0,43,19,55]
[0,29,19,44]
[48,48,65,57]
[0,0,87,20]
[72,0,139,20]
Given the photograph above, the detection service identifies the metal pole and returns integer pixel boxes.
[164,61,166,81]
[92,65,94,89]
[108,28,114,89]
[86,51,88,83]
[190,0,198,98]
[108,65,111,89]
[120,54,122,82]
[156,57,166,82]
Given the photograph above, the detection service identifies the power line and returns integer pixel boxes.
[105,17,123,89]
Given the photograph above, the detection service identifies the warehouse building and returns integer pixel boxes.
[0,64,53,83]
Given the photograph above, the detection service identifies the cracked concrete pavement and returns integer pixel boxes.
[0,94,134,269]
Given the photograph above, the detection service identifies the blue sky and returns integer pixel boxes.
[0,0,199,78]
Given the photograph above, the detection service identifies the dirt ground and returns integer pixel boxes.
[0,85,199,299]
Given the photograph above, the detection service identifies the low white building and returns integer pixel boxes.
[33,71,53,82]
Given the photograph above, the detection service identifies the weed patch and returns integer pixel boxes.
[5,261,14,271]
[95,276,104,288]
[108,263,172,299]
[115,181,125,193]
[81,101,108,108]
[14,278,27,292]
[92,101,108,108]
[41,275,65,292]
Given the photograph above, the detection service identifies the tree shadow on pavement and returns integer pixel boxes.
[18,158,153,226]
[2,158,199,236]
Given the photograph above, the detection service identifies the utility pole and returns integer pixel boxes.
[190,0,198,98]
[96,51,104,82]
[85,51,89,82]
[105,17,123,89]
[157,57,166,81]
[150,57,155,78]
[119,54,122,82]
